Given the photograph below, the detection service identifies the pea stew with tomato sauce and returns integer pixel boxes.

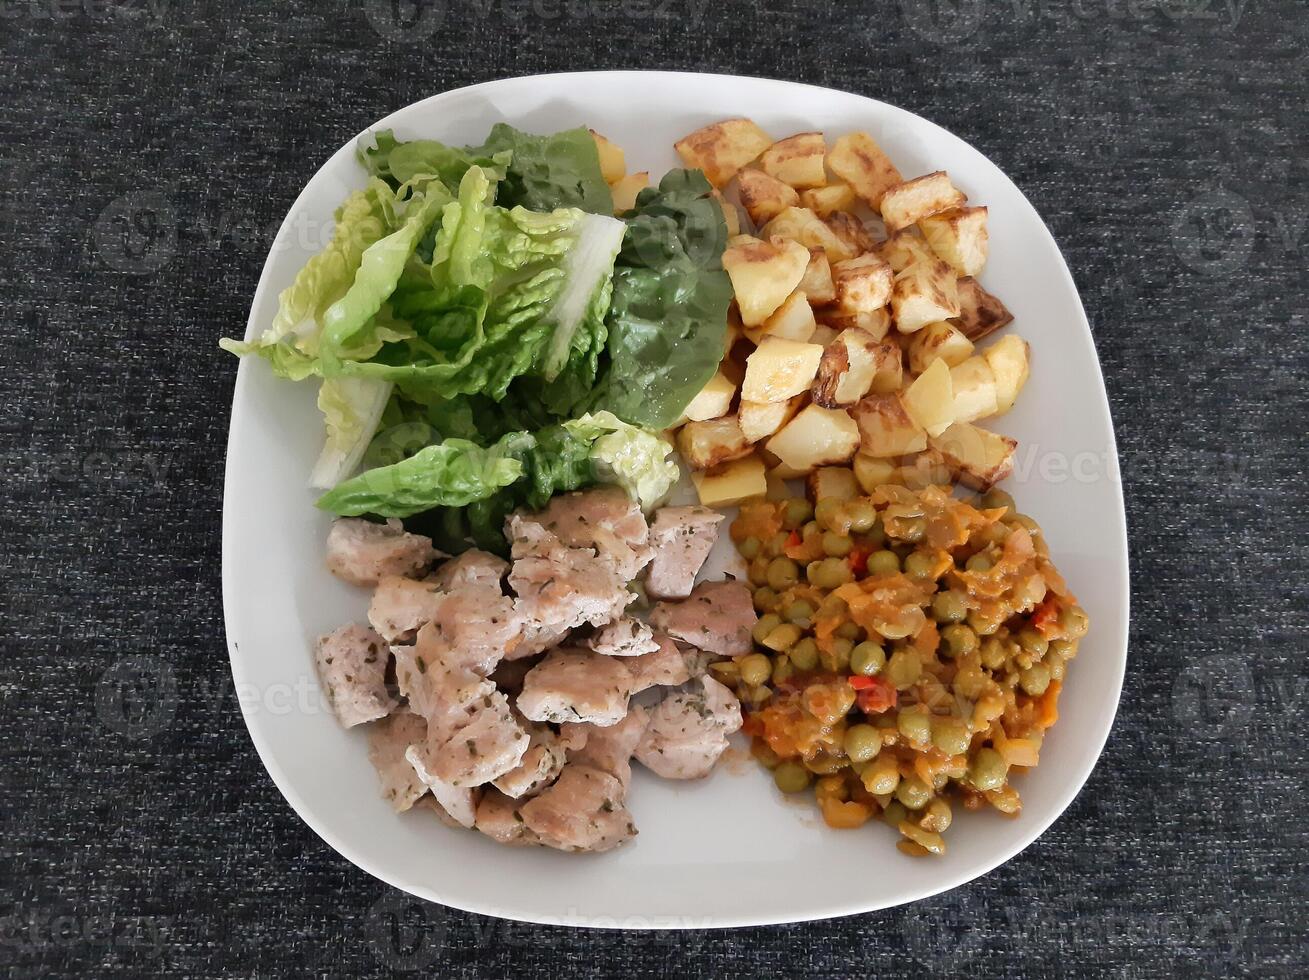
[717,479,1089,856]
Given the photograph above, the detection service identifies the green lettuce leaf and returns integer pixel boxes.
[563,411,678,511]
[359,129,509,192]
[309,377,394,489]
[469,123,613,214]
[586,169,732,428]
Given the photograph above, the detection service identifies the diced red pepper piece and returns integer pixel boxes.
[848,546,872,576]
[855,677,897,714]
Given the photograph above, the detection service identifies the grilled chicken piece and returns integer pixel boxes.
[491,719,585,799]
[625,634,697,691]
[644,506,725,599]
[368,576,446,645]
[649,579,757,657]
[474,789,541,846]
[525,486,654,580]
[635,677,743,780]
[587,617,661,657]
[562,704,650,792]
[372,569,523,663]
[325,518,439,587]
[516,649,635,726]
[429,549,509,591]
[366,710,429,812]
[315,623,396,728]
[404,746,481,828]
[518,764,637,852]
[406,684,531,790]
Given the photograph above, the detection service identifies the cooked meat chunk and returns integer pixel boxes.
[368,576,446,645]
[516,649,635,726]
[404,746,481,828]
[518,764,637,852]
[366,710,429,812]
[372,571,523,666]
[491,719,583,799]
[315,623,396,728]
[635,677,743,780]
[645,506,725,599]
[407,686,531,790]
[648,579,757,657]
[429,549,509,591]
[625,634,697,691]
[524,486,654,580]
[562,704,649,791]
[474,790,541,846]
[413,795,469,830]
[587,617,660,657]
[325,518,439,587]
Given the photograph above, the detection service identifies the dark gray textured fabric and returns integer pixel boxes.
[1,1,1306,976]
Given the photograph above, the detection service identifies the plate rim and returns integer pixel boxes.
[221,69,1131,929]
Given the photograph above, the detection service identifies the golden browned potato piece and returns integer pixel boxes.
[677,416,753,470]
[742,336,825,402]
[801,183,857,217]
[896,449,954,490]
[891,256,960,333]
[920,206,989,277]
[951,277,1014,342]
[722,236,811,326]
[851,393,928,457]
[817,307,892,343]
[761,207,858,262]
[757,289,817,343]
[929,422,1018,491]
[827,132,903,207]
[711,190,742,236]
[610,172,649,214]
[812,328,895,408]
[681,371,737,423]
[880,171,966,232]
[806,466,859,502]
[766,405,861,471]
[876,228,937,273]
[901,358,955,437]
[691,454,768,506]
[675,118,773,188]
[590,130,626,183]
[907,320,975,374]
[832,254,894,316]
[824,211,877,256]
[739,395,805,444]
[735,169,800,226]
[760,132,828,189]
[853,453,899,492]
[799,248,836,305]
[982,334,1031,414]
[948,356,999,423]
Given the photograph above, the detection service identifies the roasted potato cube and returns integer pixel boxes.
[827,132,903,207]
[765,470,791,501]
[891,257,960,333]
[851,393,927,457]
[735,169,800,226]
[760,289,817,342]
[760,132,828,189]
[766,404,861,470]
[897,450,954,490]
[867,341,903,394]
[610,171,649,214]
[682,370,737,423]
[876,228,936,273]
[800,248,836,305]
[801,183,858,217]
[712,189,742,236]
[982,334,1031,414]
[929,422,1018,491]
[740,395,804,443]
[952,277,1014,342]
[901,358,955,437]
[949,356,999,422]
[812,328,896,408]
[907,320,975,373]
[824,212,877,257]
[761,207,858,262]
[919,206,989,276]
[818,307,892,343]
[880,171,966,231]
[590,130,626,183]
[809,324,839,347]
[853,453,899,492]
[807,466,859,501]
[832,254,894,316]
[742,336,825,402]
[691,454,768,506]
[677,415,753,470]
[722,237,811,326]
[675,118,773,187]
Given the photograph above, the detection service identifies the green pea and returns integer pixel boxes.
[817,594,848,619]
[850,641,886,676]
[931,590,968,624]
[931,717,971,756]
[968,748,1008,792]
[1008,513,1041,534]
[881,799,908,827]
[1019,662,1052,696]
[766,531,791,558]
[858,517,886,548]
[843,724,883,764]
[965,552,993,574]
[979,637,1008,670]
[866,550,900,576]
[814,498,844,532]
[809,557,852,590]
[738,536,762,560]
[752,614,782,645]
[835,621,863,642]
[897,516,927,543]
[826,637,854,672]
[739,653,772,687]
[1018,627,1049,657]
[846,498,878,534]
[1060,605,1090,639]
[822,532,854,558]
[789,637,820,671]
[767,557,800,591]
[748,555,771,586]
[980,488,1014,512]
[894,775,932,810]
[784,599,815,627]
[773,761,812,794]
[752,586,779,613]
[783,498,814,529]
[903,551,938,580]
[886,648,922,690]
[897,708,931,747]
[772,653,795,684]
[940,624,979,658]
[762,623,803,652]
